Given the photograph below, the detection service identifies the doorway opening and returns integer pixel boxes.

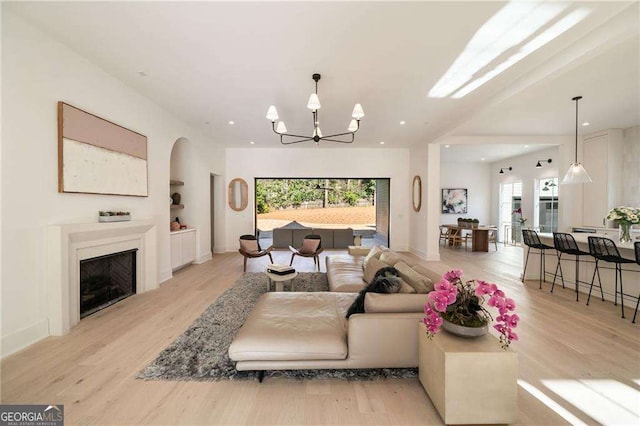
[499,180,523,244]
[255,178,390,248]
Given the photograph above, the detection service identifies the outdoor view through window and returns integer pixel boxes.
[255,178,388,246]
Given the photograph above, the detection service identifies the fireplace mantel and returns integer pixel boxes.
[47,219,158,335]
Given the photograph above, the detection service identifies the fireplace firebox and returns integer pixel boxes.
[80,249,137,318]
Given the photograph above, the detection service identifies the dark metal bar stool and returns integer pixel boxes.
[552,232,591,301]
[587,236,635,319]
[522,229,555,289]
[633,242,640,323]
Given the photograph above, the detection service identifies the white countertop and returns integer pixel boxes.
[538,232,637,251]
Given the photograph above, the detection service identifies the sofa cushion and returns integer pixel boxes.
[333,228,354,248]
[326,255,366,292]
[379,250,403,266]
[311,229,334,249]
[411,264,444,285]
[394,261,433,293]
[364,293,428,313]
[397,278,417,294]
[229,292,356,361]
[363,257,388,284]
[362,245,384,271]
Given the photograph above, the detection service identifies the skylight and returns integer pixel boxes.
[428,2,590,99]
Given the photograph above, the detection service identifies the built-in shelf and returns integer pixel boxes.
[170,179,184,186]
[170,204,184,209]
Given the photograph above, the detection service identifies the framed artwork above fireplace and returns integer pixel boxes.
[57,102,148,196]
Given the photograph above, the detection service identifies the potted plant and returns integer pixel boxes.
[423,269,519,349]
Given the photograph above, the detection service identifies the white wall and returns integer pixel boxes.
[440,162,491,225]
[0,11,224,356]
[622,126,640,207]
[224,147,410,252]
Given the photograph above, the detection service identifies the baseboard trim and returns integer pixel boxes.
[195,252,212,264]
[1,319,49,359]
[159,269,173,284]
[409,246,427,259]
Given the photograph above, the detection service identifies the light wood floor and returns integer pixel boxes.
[2,246,639,425]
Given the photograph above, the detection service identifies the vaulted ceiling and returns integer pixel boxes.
[5,1,640,151]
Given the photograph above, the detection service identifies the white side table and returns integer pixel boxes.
[265,271,298,292]
[417,323,518,424]
[348,245,371,256]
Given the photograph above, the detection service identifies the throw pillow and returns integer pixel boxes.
[394,261,433,293]
[379,249,403,266]
[362,245,384,271]
[397,278,417,294]
[346,266,401,318]
[299,237,321,254]
[363,257,388,284]
[239,238,259,254]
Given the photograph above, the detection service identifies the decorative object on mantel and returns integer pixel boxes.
[512,207,528,226]
[58,102,148,196]
[606,206,640,244]
[266,73,364,145]
[535,158,552,168]
[423,269,519,349]
[561,96,592,184]
[498,166,513,174]
[98,211,131,222]
[441,188,468,214]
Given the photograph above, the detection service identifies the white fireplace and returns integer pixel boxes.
[47,219,157,335]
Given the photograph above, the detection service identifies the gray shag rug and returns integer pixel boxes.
[137,272,417,382]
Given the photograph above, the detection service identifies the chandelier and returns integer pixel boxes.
[266,73,364,145]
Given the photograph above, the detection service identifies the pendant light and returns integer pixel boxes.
[561,96,592,184]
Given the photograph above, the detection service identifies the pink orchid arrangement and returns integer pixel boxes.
[423,269,519,349]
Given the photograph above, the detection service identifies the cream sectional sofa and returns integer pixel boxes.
[228,246,440,373]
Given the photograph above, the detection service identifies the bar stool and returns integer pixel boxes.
[633,242,640,323]
[552,232,591,301]
[522,229,555,289]
[587,236,635,319]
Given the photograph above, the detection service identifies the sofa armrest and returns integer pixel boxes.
[346,313,424,368]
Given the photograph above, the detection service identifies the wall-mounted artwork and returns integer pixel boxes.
[58,102,148,196]
[442,188,468,214]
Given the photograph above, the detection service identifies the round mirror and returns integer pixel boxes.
[228,178,248,211]
[412,175,422,212]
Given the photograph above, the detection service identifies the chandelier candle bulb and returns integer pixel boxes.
[266,106,279,121]
[276,121,287,133]
[307,93,321,110]
[352,103,365,119]
[348,119,358,132]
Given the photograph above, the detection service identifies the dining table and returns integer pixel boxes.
[443,225,498,252]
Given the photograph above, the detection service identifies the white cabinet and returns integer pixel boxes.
[170,228,197,270]
[582,129,623,227]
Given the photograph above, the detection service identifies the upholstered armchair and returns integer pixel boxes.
[239,234,273,272]
[289,234,323,270]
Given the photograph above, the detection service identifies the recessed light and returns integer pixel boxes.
[582,122,590,126]
[380,141,385,145]
[249,141,254,145]
[445,144,450,148]
[137,71,148,77]
[228,121,235,125]
[400,121,406,125]
[481,157,486,161]
[524,145,529,148]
